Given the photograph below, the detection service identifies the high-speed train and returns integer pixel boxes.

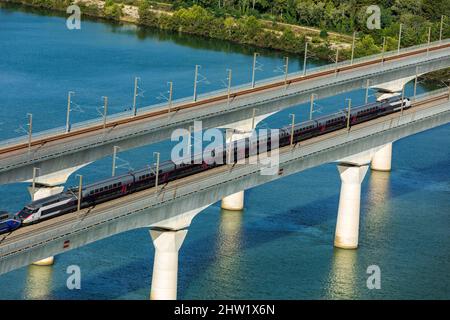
[3,95,410,231]
[0,211,21,234]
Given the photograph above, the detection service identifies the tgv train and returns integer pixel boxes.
[2,95,410,232]
[0,211,21,234]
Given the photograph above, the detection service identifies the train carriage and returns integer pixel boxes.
[83,173,135,205]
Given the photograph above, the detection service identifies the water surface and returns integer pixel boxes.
[0,5,448,299]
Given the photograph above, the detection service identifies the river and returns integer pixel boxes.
[0,4,449,299]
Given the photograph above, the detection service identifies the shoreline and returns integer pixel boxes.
[0,0,448,84]
[0,0,351,60]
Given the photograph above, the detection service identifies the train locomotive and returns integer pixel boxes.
[0,211,21,234]
[2,95,411,232]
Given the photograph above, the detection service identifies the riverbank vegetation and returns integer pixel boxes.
[138,1,450,60]
[1,0,449,80]
[0,0,123,21]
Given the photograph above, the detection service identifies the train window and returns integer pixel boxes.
[41,209,53,216]
[90,191,94,195]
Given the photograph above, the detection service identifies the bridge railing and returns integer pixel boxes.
[0,39,449,150]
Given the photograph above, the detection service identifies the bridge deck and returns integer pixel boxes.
[0,42,449,185]
[0,91,448,275]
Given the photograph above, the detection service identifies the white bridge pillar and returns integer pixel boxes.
[149,228,187,300]
[371,142,393,172]
[28,185,65,266]
[221,191,245,211]
[219,112,275,211]
[372,76,416,99]
[221,130,250,211]
[334,164,369,249]
[369,78,407,173]
[148,204,210,300]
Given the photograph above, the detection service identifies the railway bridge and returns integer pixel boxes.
[0,40,449,192]
[1,39,449,269]
[0,90,449,299]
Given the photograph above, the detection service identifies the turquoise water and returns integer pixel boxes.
[0,5,449,299]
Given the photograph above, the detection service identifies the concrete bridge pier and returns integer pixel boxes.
[369,76,417,173]
[372,76,417,100]
[221,190,245,211]
[334,163,369,249]
[371,142,393,172]
[221,130,249,211]
[149,204,210,300]
[149,228,187,300]
[28,185,65,202]
[219,113,275,211]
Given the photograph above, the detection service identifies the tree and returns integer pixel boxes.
[224,16,235,38]
[320,29,328,38]
[392,0,423,16]
[355,35,380,57]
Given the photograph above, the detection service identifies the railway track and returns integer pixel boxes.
[1,42,449,157]
[0,92,448,254]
